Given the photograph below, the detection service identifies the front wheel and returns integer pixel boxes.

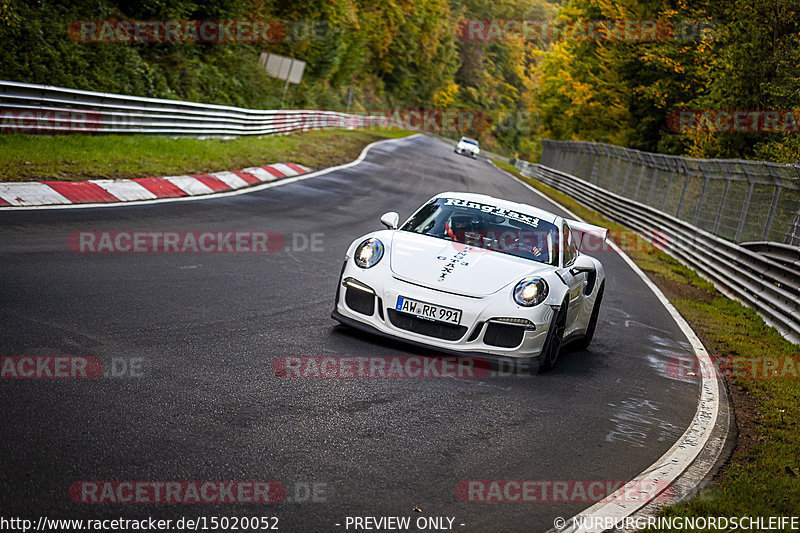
[531,301,567,374]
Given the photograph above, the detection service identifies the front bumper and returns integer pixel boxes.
[455,145,479,156]
[332,263,554,360]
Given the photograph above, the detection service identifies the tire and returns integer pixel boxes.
[571,282,604,351]
[531,301,568,374]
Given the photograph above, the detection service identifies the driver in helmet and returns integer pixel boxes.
[445,212,478,242]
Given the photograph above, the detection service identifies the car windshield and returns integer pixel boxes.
[400,197,559,265]
[460,138,478,146]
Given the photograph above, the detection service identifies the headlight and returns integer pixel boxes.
[513,277,548,307]
[354,238,384,269]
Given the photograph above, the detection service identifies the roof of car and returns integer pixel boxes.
[432,192,560,225]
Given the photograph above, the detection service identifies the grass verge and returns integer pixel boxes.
[0,128,414,182]
[495,160,800,526]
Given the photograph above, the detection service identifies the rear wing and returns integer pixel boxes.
[565,219,609,247]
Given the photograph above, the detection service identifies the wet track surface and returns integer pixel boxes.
[0,135,701,531]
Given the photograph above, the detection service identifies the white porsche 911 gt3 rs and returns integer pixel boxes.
[331,192,608,373]
[454,137,480,158]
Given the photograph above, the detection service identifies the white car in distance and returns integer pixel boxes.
[454,137,480,158]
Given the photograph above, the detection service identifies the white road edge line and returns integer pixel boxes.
[0,134,423,211]
[495,164,724,533]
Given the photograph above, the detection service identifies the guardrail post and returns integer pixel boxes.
[713,162,732,236]
[634,159,648,201]
[675,168,691,218]
[661,161,674,211]
[735,181,755,242]
[646,159,659,205]
[693,175,710,226]
[763,185,782,241]
[787,211,800,246]
[713,179,731,235]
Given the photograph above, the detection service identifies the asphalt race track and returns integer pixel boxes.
[0,135,702,532]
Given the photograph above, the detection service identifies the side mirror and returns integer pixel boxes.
[569,265,594,276]
[380,212,400,230]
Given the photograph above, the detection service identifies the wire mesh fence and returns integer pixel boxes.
[513,158,800,342]
[539,140,800,245]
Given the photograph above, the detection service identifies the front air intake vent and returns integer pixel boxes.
[345,286,375,316]
[387,310,467,341]
[483,322,525,348]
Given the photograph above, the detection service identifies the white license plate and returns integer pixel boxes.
[395,296,462,325]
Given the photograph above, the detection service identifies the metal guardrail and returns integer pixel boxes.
[539,140,800,246]
[740,242,800,270]
[514,158,800,344]
[0,81,382,135]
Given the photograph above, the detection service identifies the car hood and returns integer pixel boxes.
[389,232,550,297]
